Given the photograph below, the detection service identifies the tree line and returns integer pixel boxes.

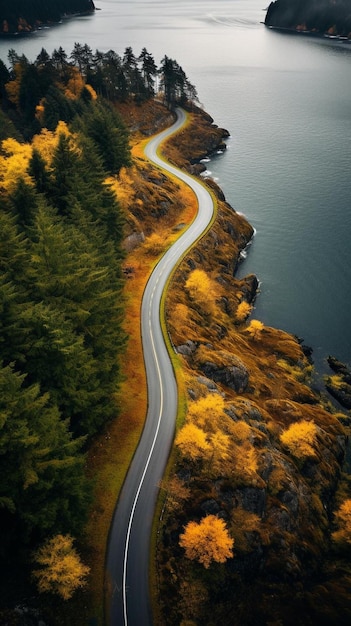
[265,0,351,35]
[0,0,95,34]
[0,42,147,606]
[0,43,198,608]
[0,44,197,139]
[0,104,128,600]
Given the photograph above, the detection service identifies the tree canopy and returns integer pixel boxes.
[265,0,351,36]
[0,47,133,595]
[0,0,95,35]
[179,515,234,569]
[1,44,197,140]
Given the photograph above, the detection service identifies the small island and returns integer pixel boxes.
[265,0,351,38]
[0,0,95,35]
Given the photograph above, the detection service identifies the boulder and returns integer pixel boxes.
[199,356,249,393]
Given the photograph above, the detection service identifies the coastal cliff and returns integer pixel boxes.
[265,0,351,37]
[112,101,351,625]
[0,0,95,35]
[130,105,351,626]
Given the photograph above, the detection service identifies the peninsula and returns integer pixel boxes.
[265,0,351,37]
[0,0,95,35]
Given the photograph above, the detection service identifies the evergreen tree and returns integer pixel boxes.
[28,147,50,195]
[8,177,38,231]
[139,48,157,98]
[73,100,131,174]
[0,363,90,551]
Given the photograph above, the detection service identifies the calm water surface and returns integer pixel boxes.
[1,0,350,376]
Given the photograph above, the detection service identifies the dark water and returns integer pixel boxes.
[1,0,350,375]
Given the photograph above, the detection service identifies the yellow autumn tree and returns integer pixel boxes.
[332,499,351,546]
[280,420,318,459]
[187,393,225,432]
[245,319,264,340]
[206,429,230,471]
[0,138,32,191]
[32,122,72,165]
[65,67,85,99]
[32,534,90,600]
[236,300,252,323]
[185,268,216,315]
[175,423,210,460]
[179,515,234,568]
[232,440,259,480]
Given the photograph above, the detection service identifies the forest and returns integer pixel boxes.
[0,0,95,35]
[0,43,195,620]
[1,34,351,626]
[265,0,351,36]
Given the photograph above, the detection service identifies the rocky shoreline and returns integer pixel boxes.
[148,103,351,626]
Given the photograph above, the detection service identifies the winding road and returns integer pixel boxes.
[105,107,215,625]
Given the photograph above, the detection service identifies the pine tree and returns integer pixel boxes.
[0,363,91,549]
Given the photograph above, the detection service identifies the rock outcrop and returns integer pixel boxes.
[325,356,351,409]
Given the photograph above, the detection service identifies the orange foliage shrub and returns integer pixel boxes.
[0,138,32,191]
[280,420,318,459]
[143,232,168,256]
[185,268,216,315]
[32,123,71,165]
[232,441,259,480]
[332,499,351,546]
[207,429,230,468]
[245,319,264,340]
[231,507,264,552]
[32,534,90,600]
[229,420,251,443]
[65,68,85,99]
[175,423,210,460]
[187,393,225,432]
[236,300,252,323]
[179,515,234,568]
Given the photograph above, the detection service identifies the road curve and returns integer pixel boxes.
[105,107,215,626]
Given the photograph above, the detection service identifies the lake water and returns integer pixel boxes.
[1,0,350,379]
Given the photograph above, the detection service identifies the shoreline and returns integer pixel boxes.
[265,23,351,43]
[0,9,95,37]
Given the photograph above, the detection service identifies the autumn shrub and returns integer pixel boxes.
[280,420,318,459]
[187,393,226,433]
[179,515,234,568]
[332,499,351,547]
[185,268,217,316]
[143,232,169,256]
[245,319,264,340]
[235,300,252,323]
[175,422,210,460]
[32,534,90,600]
[229,420,252,443]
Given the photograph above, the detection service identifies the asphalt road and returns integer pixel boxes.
[105,107,215,626]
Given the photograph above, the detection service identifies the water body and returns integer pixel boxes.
[1,0,350,377]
